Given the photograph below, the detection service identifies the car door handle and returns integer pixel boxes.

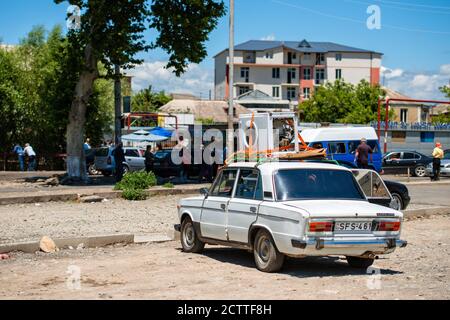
[250,207,257,213]
[220,204,227,211]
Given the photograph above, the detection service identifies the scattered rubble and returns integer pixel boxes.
[44,177,59,186]
[78,195,105,203]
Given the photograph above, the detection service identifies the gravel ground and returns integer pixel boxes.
[0,195,182,244]
[0,215,449,300]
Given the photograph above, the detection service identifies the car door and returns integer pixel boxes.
[352,169,393,208]
[401,152,417,168]
[227,169,263,243]
[200,168,238,240]
[124,148,140,171]
[383,152,401,168]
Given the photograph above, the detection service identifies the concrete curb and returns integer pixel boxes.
[0,234,134,254]
[402,181,450,186]
[403,206,450,219]
[0,186,203,206]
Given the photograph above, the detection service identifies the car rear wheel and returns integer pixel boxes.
[180,217,204,253]
[390,192,404,210]
[414,165,426,177]
[346,256,374,269]
[123,165,130,175]
[253,229,285,273]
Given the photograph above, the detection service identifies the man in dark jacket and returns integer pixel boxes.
[113,142,126,182]
[144,145,154,173]
[355,138,373,169]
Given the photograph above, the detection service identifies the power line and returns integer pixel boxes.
[375,0,450,10]
[271,0,450,35]
[343,0,450,15]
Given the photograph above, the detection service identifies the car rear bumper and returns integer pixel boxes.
[288,237,407,257]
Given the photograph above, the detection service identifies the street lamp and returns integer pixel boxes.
[227,0,235,158]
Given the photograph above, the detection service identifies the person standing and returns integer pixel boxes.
[144,145,154,173]
[13,144,25,171]
[113,142,125,182]
[176,136,190,183]
[23,143,37,171]
[355,138,373,169]
[83,138,91,152]
[431,142,444,181]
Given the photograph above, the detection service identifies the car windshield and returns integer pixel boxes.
[274,169,365,201]
[95,148,110,157]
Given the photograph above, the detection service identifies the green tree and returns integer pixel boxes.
[55,0,225,181]
[299,80,387,124]
[431,85,450,123]
[131,85,172,112]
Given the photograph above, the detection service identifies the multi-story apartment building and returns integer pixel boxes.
[214,39,382,107]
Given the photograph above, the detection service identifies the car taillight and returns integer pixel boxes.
[376,221,401,232]
[309,221,334,232]
[107,156,112,165]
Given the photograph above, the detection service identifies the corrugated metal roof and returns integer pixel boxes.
[216,40,382,56]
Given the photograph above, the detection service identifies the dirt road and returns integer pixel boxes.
[1,215,449,300]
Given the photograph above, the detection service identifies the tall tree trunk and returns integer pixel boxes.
[66,44,98,181]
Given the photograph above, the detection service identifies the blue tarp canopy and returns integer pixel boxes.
[122,130,168,142]
[149,127,174,138]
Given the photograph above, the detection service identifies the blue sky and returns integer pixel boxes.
[1,0,449,99]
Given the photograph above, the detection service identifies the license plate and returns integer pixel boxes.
[334,221,372,232]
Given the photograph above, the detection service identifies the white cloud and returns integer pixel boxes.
[126,61,214,98]
[380,66,404,79]
[260,33,276,41]
[381,64,450,100]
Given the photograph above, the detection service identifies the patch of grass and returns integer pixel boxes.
[122,188,148,201]
[163,182,175,189]
[115,171,157,201]
[114,171,157,191]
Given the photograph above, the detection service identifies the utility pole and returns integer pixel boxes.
[227,0,235,159]
[114,64,122,144]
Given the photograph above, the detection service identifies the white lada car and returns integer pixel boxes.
[175,162,407,273]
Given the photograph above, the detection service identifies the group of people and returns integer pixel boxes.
[12,143,37,171]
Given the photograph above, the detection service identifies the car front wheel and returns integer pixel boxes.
[180,218,204,253]
[414,165,426,177]
[346,256,374,269]
[253,229,285,273]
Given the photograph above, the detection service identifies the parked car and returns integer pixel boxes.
[94,146,145,176]
[425,149,450,178]
[382,150,433,177]
[153,149,201,179]
[309,159,410,210]
[299,127,383,172]
[175,162,407,273]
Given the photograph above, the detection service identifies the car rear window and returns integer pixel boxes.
[274,169,365,201]
[95,148,110,157]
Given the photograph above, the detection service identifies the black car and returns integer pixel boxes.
[382,150,433,177]
[328,159,410,210]
[153,149,201,179]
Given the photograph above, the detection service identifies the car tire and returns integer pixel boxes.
[414,165,426,177]
[253,229,285,273]
[346,256,374,269]
[390,192,404,210]
[180,217,205,253]
[88,164,99,176]
[123,165,130,175]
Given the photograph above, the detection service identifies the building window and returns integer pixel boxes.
[420,132,435,143]
[292,53,297,60]
[272,68,280,79]
[316,53,325,65]
[303,87,311,99]
[336,69,342,80]
[240,67,249,82]
[238,86,251,96]
[315,68,325,85]
[272,86,280,98]
[303,68,311,80]
[391,131,406,143]
[336,53,342,61]
[287,68,296,83]
[287,87,297,100]
[400,109,408,123]
[265,51,273,59]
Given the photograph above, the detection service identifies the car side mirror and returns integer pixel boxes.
[199,188,209,197]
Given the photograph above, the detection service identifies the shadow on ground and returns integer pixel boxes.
[179,246,403,278]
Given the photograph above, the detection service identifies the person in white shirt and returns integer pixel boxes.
[24,143,37,171]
